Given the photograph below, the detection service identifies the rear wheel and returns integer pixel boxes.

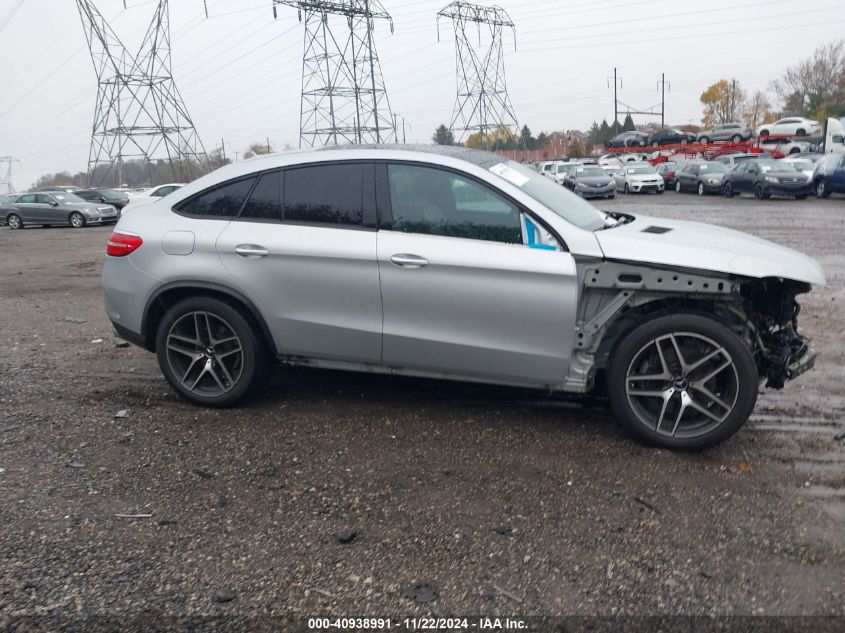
[731,134,742,142]
[759,129,770,137]
[607,314,759,450]
[675,180,682,193]
[155,296,268,407]
[624,183,630,194]
[69,212,86,228]
[816,179,831,198]
[722,182,734,198]
[796,128,806,137]
[699,136,709,144]
[6,213,22,230]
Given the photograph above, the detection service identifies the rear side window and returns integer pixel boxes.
[177,177,256,218]
[283,164,363,226]
[240,171,281,221]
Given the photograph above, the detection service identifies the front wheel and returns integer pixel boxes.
[816,179,830,198]
[607,314,759,450]
[155,296,268,407]
[69,212,86,228]
[698,182,705,196]
[753,183,769,200]
[624,183,630,194]
[722,182,734,198]
[731,134,742,142]
[675,180,682,193]
[6,213,22,230]
[699,136,709,144]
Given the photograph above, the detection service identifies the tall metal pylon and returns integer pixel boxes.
[0,156,20,194]
[272,1,396,147]
[437,1,519,149]
[76,0,207,187]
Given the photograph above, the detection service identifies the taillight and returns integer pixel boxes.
[106,230,143,257]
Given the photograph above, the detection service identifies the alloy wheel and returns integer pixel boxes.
[7,213,22,229]
[165,311,244,398]
[698,182,705,196]
[816,181,827,198]
[624,332,739,439]
[70,212,85,228]
[675,180,681,193]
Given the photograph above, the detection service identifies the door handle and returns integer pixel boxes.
[235,244,269,258]
[389,253,429,268]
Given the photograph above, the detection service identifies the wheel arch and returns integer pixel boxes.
[141,281,277,356]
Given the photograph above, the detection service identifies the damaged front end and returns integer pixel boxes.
[741,278,815,389]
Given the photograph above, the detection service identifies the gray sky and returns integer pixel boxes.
[1,0,842,190]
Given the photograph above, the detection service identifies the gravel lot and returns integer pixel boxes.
[1,191,843,624]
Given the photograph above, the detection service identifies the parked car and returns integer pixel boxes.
[1,191,118,229]
[551,161,582,185]
[674,161,730,195]
[74,188,131,212]
[812,153,845,198]
[35,185,83,193]
[781,156,816,179]
[697,123,752,144]
[756,117,821,137]
[721,158,812,199]
[562,164,616,199]
[605,131,648,149]
[646,128,695,147]
[758,137,813,156]
[614,163,664,194]
[101,145,823,451]
[713,152,772,170]
[124,183,184,210]
[655,162,680,188]
[536,161,554,177]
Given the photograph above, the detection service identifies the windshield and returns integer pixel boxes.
[100,189,127,200]
[788,160,812,170]
[556,164,573,173]
[52,193,84,203]
[489,161,606,231]
[626,165,656,175]
[700,162,728,173]
[577,167,607,178]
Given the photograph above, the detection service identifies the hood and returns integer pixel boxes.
[577,177,614,186]
[594,214,825,286]
[626,173,661,182]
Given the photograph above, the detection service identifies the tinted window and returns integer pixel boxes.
[18,194,36,203]
[178,177,255,217]
[35,194,54,204]
[284,164,363,226]
[387,164,521,244]
[241,171,281,221]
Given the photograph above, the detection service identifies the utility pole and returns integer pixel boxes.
[437,1,519,150]
[272,0,396,148]
[607,68,622,130]
[221,139,227,163]
[657,73,670,129]
[0,156,20,194]
[76,0,207,187]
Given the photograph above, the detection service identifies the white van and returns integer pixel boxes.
[822,118,845,154]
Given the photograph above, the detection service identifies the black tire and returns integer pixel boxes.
[6,213,23,230]
[698,182,705,196]
[624,183,630,194]
[731,134,742,142]
[795,128,806,137]
[722,182,734,198]
[753,183,769,200]
[69,212,86,228]
[789,147,801,155]
[759,129,769,137]
[816,179,831,198]
[675,180,682,193]
[699,136,709,144]
[607,314,759,451]
[155,296,269,407]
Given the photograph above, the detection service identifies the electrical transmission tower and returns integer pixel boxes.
[437,1,519,149]
[0,156,20,194]
[272,1,396,147]
[76,0,207,187]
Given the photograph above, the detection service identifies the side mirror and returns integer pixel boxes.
[50,200,59,206]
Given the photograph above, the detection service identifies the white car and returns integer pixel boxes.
[782,156,816,179]
[614,163,665,194]
[124,183,185,210]
[552,161,583,185]
[756,117,821,138]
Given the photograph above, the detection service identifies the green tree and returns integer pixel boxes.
[520,124,535,150]
[568,138,584,158]
[432,124,454,145]
[622,113,636,131]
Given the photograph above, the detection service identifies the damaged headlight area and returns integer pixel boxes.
[740,278,814,389]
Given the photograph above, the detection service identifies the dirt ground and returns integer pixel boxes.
[0,191,843,626]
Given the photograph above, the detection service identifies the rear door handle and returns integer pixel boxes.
[235,244,269,258]
[389,253,429,268]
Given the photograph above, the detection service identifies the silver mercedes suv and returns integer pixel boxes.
[102,146,824,450]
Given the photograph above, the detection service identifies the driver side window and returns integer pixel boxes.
[386,163,522,244]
